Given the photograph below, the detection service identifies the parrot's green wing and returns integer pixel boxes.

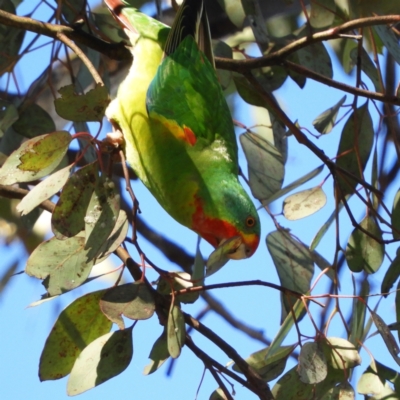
[146,36,238,166]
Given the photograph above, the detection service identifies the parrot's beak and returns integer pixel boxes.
[221,233,259,260]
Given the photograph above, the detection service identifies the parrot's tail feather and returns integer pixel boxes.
[164,0,214,67]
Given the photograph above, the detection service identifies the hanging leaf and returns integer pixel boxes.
[13,103,56,138]
[167,302,185,359]
[158,272,199,304]
[39,290,112,381]
[0,99,18,136]
[297,342,327,384]
[100,282,155,330]
[335,102,373,197]
[0,131,71,185]
[349,278,369,347]
[240,132,284,201]
[216,0,246,28]
[320,337,361,370]
[213,40,233,90]
[319,381,355,400]
[350,47,380,92]
[26,235,105,296]
[312,95,346,134]
[391,189,400,239]
[17,164,72,216]
[52,162,98,239]
[381,248,400,296]
[54,84,109,122]
[310,0,336,28]
[345,215,384,274]
[0,0,25,75]
[272,364,345,400]
[294,27,333,78]
[283,186,327,220]
[143,328,170,375]
[206,236,242,277]
[374,24,400,66]
[67,326,133,396]
[370,310,400,366]
[84,176,120,260]
[95,210,129,257]
[266,230,314,321]
[233,344,295,382]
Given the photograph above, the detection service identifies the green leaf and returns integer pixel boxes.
[216,0,246,28]
[0,0,25,76]
[52,162,98,239]
[335,102,373,196]
[350,47,380,92]
[39,290,112,381]
[370,310,400,366]
[95,209,129,257]
[345,216,384,274]
[272,364,345,400]
[0,131,71,185]
[319,381,355,400]
[295,27,333,78]
[313,95,346,134]
[158,272,199,304]
[54,84,109,122]
[240,132,284,201]
[310,0,336,28]
[0,99,18,137]
[396,281,400,342]
[297,342,327,384]
[143,329,170,375]
[26,235,104,296]
[283,186,327,220]
[382,248,400,296]
[391,189,400,239]
[100,282,155,330]
[233,344,295,382]
[206,236,242,277]
[13,103,56,138]
[213,40,233,90]
[266,230,314,321]
[320,337,361,370]
[84,176,120,260]
[349,277,369,347]
[67,326,133,396]
[374,24,400,66]
[167,302,185,359]
[16,164,72,216]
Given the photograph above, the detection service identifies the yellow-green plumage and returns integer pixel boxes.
[105,0,260,258]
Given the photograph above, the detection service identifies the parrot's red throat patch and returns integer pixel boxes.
[191,197,241,249]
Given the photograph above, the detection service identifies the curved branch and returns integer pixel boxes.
[215,15,400,73]
[283,60,400,106]
[0,9,130,60]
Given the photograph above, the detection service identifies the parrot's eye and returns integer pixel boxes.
[246,216,256,227]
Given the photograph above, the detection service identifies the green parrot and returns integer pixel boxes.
[105,0,260,259]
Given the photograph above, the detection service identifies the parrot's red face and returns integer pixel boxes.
[192,199,260,259]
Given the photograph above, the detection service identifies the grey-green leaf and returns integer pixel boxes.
[345,216,384,274]
[67,326,133,396]
[283,186,327,220]
[143,329,170,375]
[313,95,346,134]
[39,290,112,381]
[167,303,185,359]
[240,132,284,201]
[297,342,327,384]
